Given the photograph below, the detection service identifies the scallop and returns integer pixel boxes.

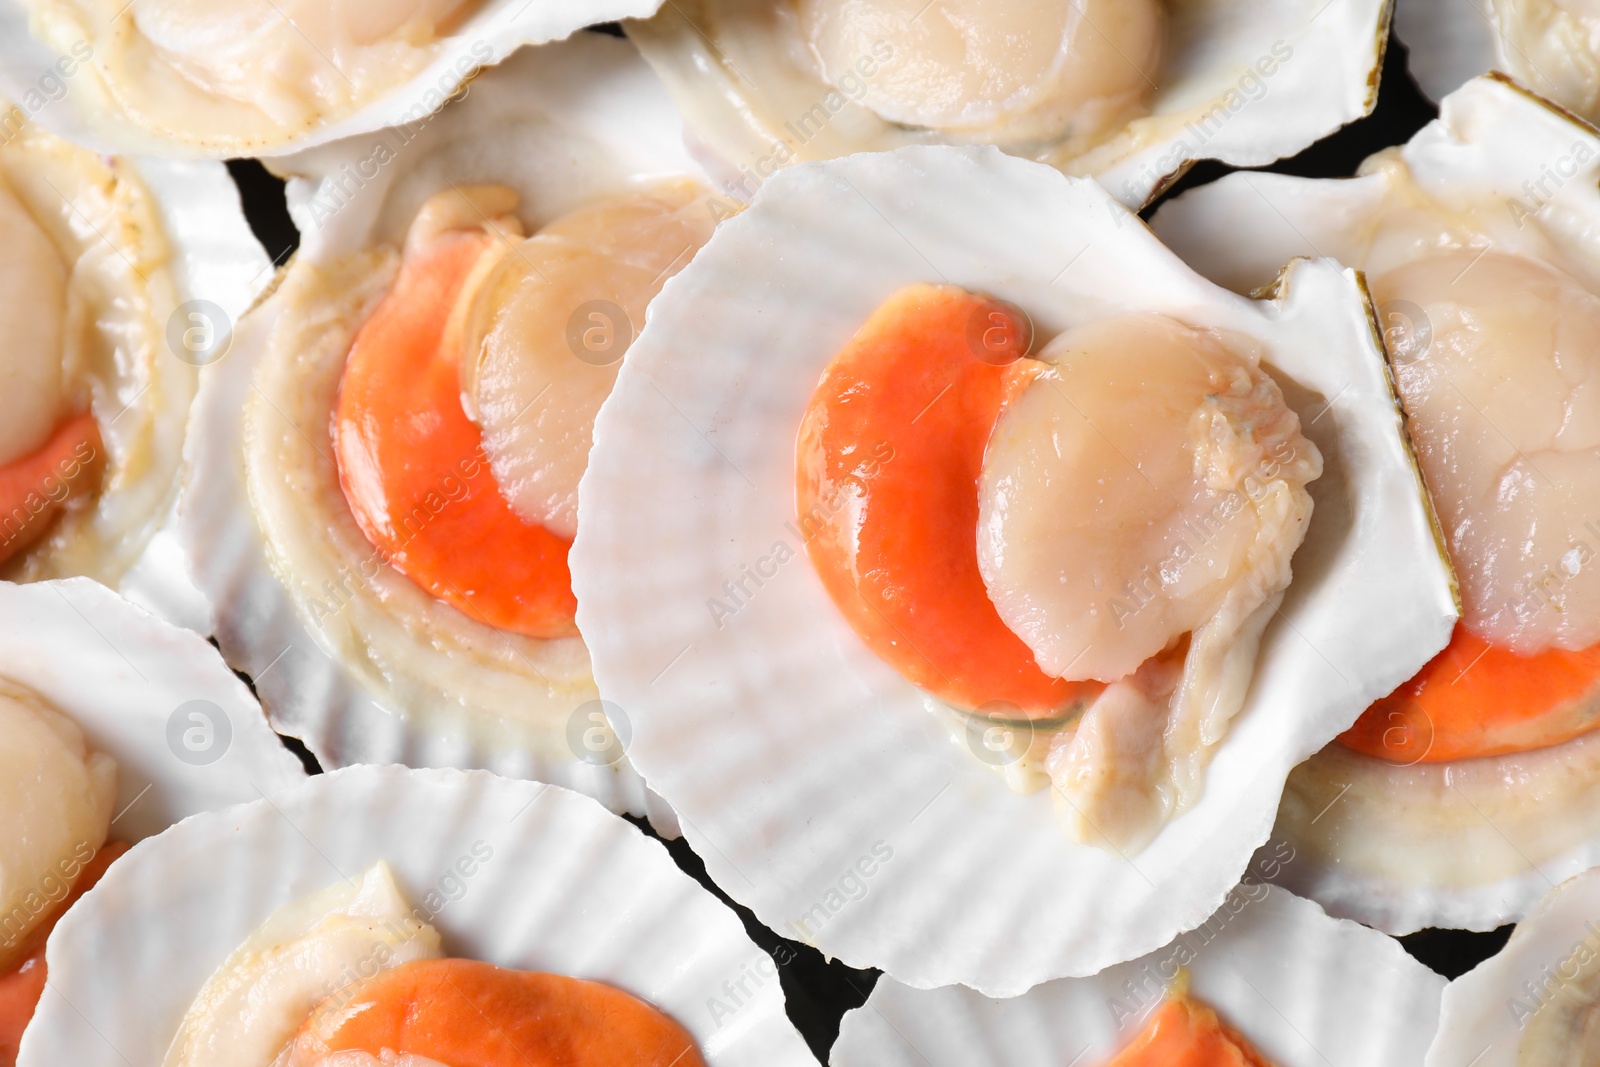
[832,884,1442,1066]
[1151,72,1600,933]
[181,33,713,821]
[0,0,673,157]
[977,314,1322,850]
[570,144,1454,991]
[16,765,814,1067]
[0,110,265,628]
[1397,0,1600,124]
[626,0,1390,208]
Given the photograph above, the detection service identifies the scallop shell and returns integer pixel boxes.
[180,33,702,827]
[570,144,1455,994]
[0,124,268,630]
[1151,73,1600,935]
[833,885,1443,1067]
[1425,866,1600,1065]
[0,576,305,845]
[0,0,669,158]
[17,764,816,1067]
[627,0,1391,209]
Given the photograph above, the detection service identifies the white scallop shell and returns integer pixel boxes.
[17,764,816,1067]
[1151,73,1600,935]
[1425,866,1600,1065]
[180,33,702,827]
[570,144,1456,994]
[0,0,667,158]
[627,0,1391,209]
[833,885,1443,1067]
[0,577,305,845]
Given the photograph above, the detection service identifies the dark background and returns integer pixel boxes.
[224,23,1513,1061]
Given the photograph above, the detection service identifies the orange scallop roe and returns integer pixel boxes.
[288,957,706,1067]
[1340,622,1600,763]
[0,841,127,1067]
[795,283,1098,718]
[0,411,103,568]
[1107,995,1275,1067]
[334,226,578,639]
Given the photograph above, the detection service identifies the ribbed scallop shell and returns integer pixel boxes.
[833,885,1443,1067]
[570,144,1455,994]
[17,765,815,1067]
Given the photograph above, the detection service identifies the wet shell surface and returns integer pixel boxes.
[0,576,305,846]
[1152,73,1600,935]
[0,0,669,158]
[1426,866,1600,1065]
[628,0,1390,209]
[17,764,815,1067]
[180,33,703,826]
[832,885,1443,1067]
[570,144,1455,993]
[0,115,267,631]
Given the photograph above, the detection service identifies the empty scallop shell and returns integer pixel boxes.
[833,885,1443,1067]
[570,144,1455,994]
[1151,73,1600,935]
[180,33,704,825]
[17,764,815,1067]
[0,0,669,158]
[0,576,305,846]
[627,0,1391,209]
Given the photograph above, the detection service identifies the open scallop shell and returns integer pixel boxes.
[0,576,305,846]
[0,0,669,159]
[833,885,1443,1067]
[1425,866,1600,1065]
[1151,72,1600,935]
[627,0,1391,209]
[180,33,702,826]
[17,764,815,1067]
[0,121,267,631]
[569,144,1455,994]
